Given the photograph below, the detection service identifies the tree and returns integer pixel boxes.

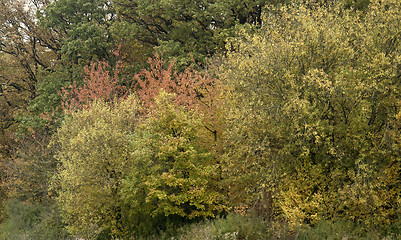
[0,0,59,155]
[0,0,58,93]
[53,96,140,238]
[113,0,277,67]
[218,0,401,227]
[120,92,227,237]
[0,53,31,158]
[60,58,128,113]
[135,53,222,142]
[54,91,226,238]
[29,0,122,116]
[1,124,58,203]
[0,51,53,208]
[38,0,117,64]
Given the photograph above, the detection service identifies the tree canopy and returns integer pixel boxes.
[219,0,401,226]
[0,0,400,239]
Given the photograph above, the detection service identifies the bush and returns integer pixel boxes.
[149,213,400,240]
[296,220,399,240]
[149,213,271,240]
[0,200,70,240]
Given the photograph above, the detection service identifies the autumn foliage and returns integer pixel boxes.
[61,59,128,112]
[135,53,221,140]
[2,0,401,239]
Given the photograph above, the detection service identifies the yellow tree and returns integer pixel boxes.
[53,96,140,238]
[219,0,401,227]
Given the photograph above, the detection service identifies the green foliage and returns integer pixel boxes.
[296,220,394,240]
[342,0,371,10]
[29,66,79,115]
[53,96,140,238]
[0,53,32,158]
[113,0,277,67]
[143,213,271,240]
[120,92,227,237]
[30,0,123,118]
[208,214,271,240]
[219,0,401,228]
[155,215,398,240]
[0,200,70,240]
[38,0,116,64]
[53,92,226,238]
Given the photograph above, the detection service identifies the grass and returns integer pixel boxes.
[0,203,399,240]
[147,213,400,240]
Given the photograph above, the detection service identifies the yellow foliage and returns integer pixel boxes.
[53,95,140,238]
[219,0,401,228]
[121,92,227,223]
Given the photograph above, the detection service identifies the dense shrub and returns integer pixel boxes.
[0,200,70,240]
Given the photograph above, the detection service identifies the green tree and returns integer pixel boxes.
[53,92,226,238]
[113,0,278,67]
[120,92,227,237]
[38,0,116,64]
[30,0,121,116]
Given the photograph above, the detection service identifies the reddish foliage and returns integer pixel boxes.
[134,53,221,139]
[39,107,59,127]
[61,59,128,112]
[58,52,221,140]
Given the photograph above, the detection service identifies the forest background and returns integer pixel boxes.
[0,0,400,239]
